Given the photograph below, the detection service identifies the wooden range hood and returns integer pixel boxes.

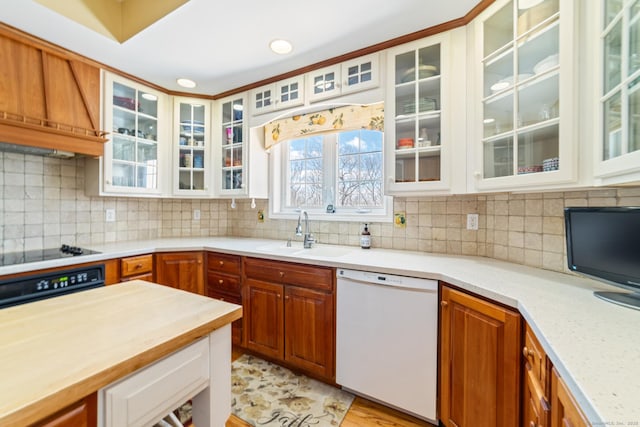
[0,24,108,157]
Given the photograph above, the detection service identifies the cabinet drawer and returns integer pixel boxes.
[524,323,547,386]
[207,252,241,275]
[120,254,153,278]
[102,338,209,427]
[244,257,333,292]
[207,273,241,297]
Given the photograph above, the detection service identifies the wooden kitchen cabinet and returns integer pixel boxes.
[155,252,204,295]
[243,257,335,381]
[439,284,521,427]
[32,393,97,427]
[523,322,551,427]
[550,368,589,427]
[206,252,243,345]
[119,254,153,282]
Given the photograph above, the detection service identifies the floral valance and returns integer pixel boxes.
[263,102,384,149]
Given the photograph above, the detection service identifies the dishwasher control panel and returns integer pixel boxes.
[337,269,437,291]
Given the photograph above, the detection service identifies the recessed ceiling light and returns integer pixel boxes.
[270,39,293,55]
[141,93,157,101]
[177,78,196,88]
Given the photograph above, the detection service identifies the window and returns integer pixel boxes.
[271,129,391,221]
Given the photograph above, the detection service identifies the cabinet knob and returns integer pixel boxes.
[523,346,535,358]
[285,295,289,300]
[219,260,224,266]
[135,263,143,269]
[277,294,281,298]
[219,279,224,285]
[529,422,536,427]
[106,179,111,184]
[279,271,285,277]
[440,301,448,307]
[474,171,481,178]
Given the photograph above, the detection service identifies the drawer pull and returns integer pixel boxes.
[219,279,224,285]
[219,261,224,266]
[279,271,285,277]
[135,263,143,269]
[523,346,535,358]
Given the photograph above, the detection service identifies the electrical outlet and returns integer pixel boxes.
[105,209,116,222]
[193,209,201,220]
[466,213,479,230]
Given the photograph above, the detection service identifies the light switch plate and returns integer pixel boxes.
[193,209,201,220]
[105,209,116,222]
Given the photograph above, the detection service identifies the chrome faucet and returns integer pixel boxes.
[295,210,315,248]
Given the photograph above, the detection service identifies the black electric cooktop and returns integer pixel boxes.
[0,245,101,267]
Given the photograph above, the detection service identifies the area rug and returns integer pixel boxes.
[231,354,354,427]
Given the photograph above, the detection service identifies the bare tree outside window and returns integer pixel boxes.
[337,130,383,207]
[285,130,383,211]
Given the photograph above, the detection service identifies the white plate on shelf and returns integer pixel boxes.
[490,74,534,93]
[534,54,559,74]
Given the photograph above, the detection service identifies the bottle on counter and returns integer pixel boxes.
[360,223,371,249]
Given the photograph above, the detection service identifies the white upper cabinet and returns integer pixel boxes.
[307,53,380,102]
[213,93,269,199]
[469,0,579,192]
[86,72,170,196]
[384,30,466,195]
[172,98,211,196]
[592,0,640,185]
[251,76,305,115]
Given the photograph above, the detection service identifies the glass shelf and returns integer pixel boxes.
[176,102,207,191]
[220,98,245,191]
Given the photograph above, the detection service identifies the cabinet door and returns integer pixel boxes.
[174,98,210,195]
[275,76,304,110]
[155,252,204,295]
[307,64,341,102]
[439,285,521,427]
[594,0,640,184]
[473,0,577,191]
[284,285,334,380]
[103,72,167,195]
[244,279,284,359]
[251,84,275,115]
[33,393,97,427]
[216,95,246,195]
[385,31,460,195]
[341,53,379,95]
[550,368,589,427]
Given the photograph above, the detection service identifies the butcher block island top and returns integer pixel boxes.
[0,280,242,426]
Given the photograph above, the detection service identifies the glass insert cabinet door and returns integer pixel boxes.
[220,97,244,191]
[110,80,160,190]
[393,43,443,184]
[176,101,208,191]
[601,0,640,161]
[481,0,561,179]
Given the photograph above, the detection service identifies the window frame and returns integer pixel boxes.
[269,130,393,222]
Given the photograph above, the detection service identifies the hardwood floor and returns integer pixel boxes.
[227,348,435,427]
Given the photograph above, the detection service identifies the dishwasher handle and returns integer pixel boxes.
[337,269,437,291]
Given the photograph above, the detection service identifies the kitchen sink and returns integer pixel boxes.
[256,242,353,258]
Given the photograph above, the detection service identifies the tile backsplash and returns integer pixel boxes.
[1,152,639,275]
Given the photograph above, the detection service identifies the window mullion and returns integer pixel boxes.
[324,133,337,209]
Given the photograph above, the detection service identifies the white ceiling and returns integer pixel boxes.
[0,0,481,96]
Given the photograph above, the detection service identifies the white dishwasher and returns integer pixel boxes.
[336,268,438,423]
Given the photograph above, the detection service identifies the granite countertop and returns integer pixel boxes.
[0,280,242,426]
[1,237,638,424]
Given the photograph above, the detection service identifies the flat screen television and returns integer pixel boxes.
[565,206,640,310]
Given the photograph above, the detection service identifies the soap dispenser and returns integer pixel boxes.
[360,223,371,249]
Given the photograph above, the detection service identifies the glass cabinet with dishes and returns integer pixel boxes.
[385,32,458,194]
[593,0,640,184]
[217,95,246,194]
[173,98,210,195]
[472,0,577,191]
[100,73,167,195]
